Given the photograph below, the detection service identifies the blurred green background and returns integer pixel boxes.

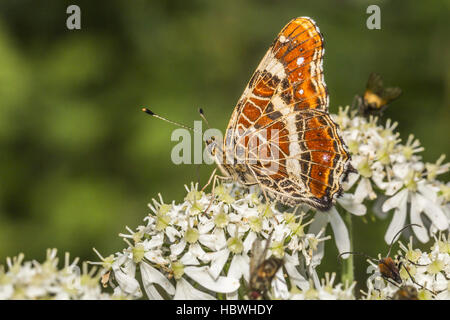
[0,0,448,293]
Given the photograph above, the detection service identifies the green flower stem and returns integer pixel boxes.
[341,210,354,287]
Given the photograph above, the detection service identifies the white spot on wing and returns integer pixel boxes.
[264,51,286,79]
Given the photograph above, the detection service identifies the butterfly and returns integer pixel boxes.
[205,17,352,211]
[354,72,402,117]
[248,235,284,300]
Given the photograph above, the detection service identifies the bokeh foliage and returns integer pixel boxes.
[0,0,448,291]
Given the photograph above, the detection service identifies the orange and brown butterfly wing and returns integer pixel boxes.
[225,17,350,210]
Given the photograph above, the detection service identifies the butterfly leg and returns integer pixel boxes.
[201,168,217,192]
[260,187,271,205]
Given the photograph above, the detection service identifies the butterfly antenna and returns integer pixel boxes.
[386,223,422,258]
[141,107,197,132]
[198,108,211,129]
[337,251,376,263]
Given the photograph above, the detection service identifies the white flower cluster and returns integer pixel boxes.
[0,249,127,300]
[362,233,450,300]
[289,272,356,300]
[333,106,450,244]
[93,182,333,299]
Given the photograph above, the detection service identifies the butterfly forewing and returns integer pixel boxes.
[223,17,351,210]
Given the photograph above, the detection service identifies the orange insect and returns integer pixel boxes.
[338,224,432,293]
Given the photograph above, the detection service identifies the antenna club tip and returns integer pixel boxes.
[141,107,154,115]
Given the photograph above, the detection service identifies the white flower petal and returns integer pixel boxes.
[337,193,367,216]
[112,268,142,298]
[198,220,215,234]
[189,243,207,261]
[198,234,217,250]
[184,266,240,293]
[382,189,408,212]
[272,268,289,299]
[417,182,438,202]
[180,251,200,265]
[353,178,372,203]
[328,207,350,254]
[384,196,408,244]
[165,226,180,243]
[227,254,250,282]
[309,267,321,290]
[142,284,163,300]
[419,194,449,230]
[410,194,430,243]
[342,172,359,190]
[372,195,389,219]
[140,261,175,296]
[174,277,216,300]
[144,251,168,265]
[384,180,404,196]
[284,254,309,290]
[308,210,328,235]
[170,240,186,256]
[147,233,164,249]
[307,211,328,267]
[207,249,230,279]
[243,231,257,253]
[311,239,325,268]
[213,228,227,250]
[123,258,136,277]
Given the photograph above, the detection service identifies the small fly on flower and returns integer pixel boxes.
[392,285,419,300]
[248,233,284,300]
[338,224,434,295]
[353,73,402,117]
